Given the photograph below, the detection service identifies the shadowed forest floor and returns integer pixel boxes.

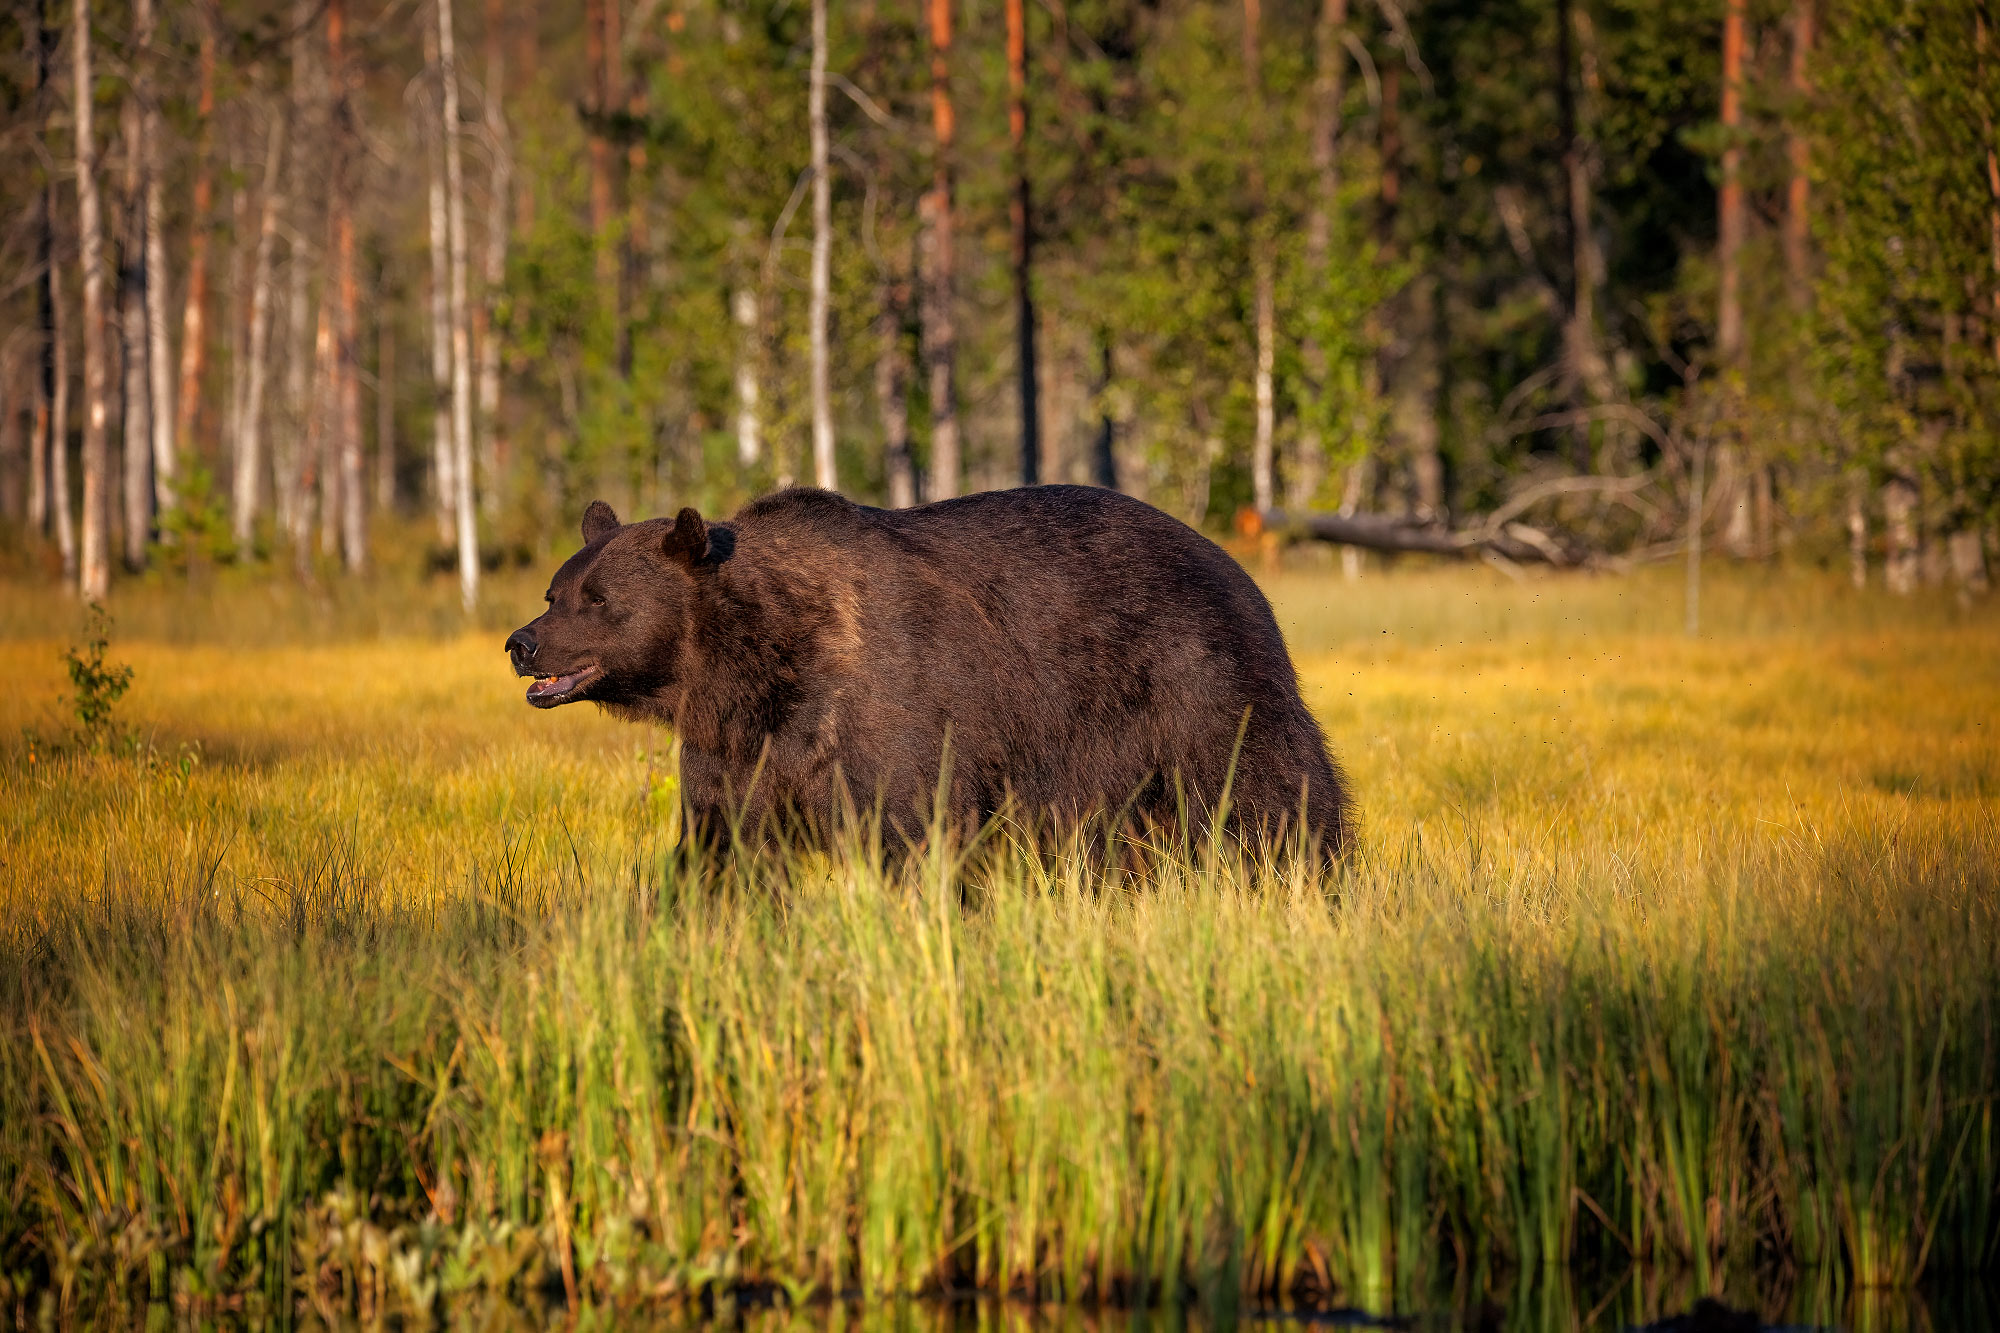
[0,563,1995,1328]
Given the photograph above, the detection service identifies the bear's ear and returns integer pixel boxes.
[581,500,620,544]
[661,507,709,566]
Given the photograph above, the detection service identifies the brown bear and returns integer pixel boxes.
[505,485,1352,859]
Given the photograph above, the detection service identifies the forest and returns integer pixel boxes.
[0,0,1996,603]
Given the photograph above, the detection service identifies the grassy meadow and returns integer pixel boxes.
[1,560,1997,1327]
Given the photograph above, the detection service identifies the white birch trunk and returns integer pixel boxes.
[279,0,318,543]
[1883,476,1919,596]
[136,0,173,510]
[734,285,761,467]
[51,261,76,575]
[120,95,152,571]
[439,0,479,610]
[476,0,512,518]
[808,0,835,491]
[1846,474,1867,590]
[425,9,455,542]
[234,111,285,545]
[75,0,111,600]
[1252,261,1275,513]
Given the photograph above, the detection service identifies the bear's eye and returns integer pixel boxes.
[584,591,607,608]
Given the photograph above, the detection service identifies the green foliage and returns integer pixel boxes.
[60,604,133,747]
[1810,0,2000,524]
[153,459,237,568]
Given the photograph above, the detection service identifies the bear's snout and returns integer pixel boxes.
[505,627,538,675]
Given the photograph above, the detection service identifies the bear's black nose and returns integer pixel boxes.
[505,627,537,674]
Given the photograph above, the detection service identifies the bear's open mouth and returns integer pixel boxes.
[525,663,603,708]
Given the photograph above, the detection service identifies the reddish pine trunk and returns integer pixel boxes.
[1717,0,1747,365]
[922,0,959,500]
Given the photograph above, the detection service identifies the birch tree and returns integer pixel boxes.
[75,0,110,600]
[423,11,454,542]
[234,110,284,544]
[137,0,174,511]
[734,285,761,467]
[439,0,479,609]
[1242,0,1274,515]
[174,4,217,459]
[119,65,152,570]
[476,0,513,516]
[280,0,320,544]
[808,0,835,491]
[329,0,364,570]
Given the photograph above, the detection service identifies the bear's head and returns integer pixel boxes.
[504,500,717,710]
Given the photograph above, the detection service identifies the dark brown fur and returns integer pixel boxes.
[505,486,1353,858]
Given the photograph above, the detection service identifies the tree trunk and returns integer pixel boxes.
[425,7,454,541]
[585,0,616,313]
[75,0,111,600]
[1883,475,1919,595]
[1008,0,1041,487]
[733,285,761,467]
[1718,441,1753,555]
[298,303,328,563]
[234,110,284,546]
[440,0,479,610]
[1718,0,1747,366]
[315,302,338,560]
[1685,442,1705,634]
[225,164,246,505]
[1091,332,1117,490]
[477,0,512,516]
[133,0,175,513]
[1981,13,2000,373]
[1339,459,1366,580]
[1395,276,1444,520]
[32,12,59,539]
[1948,529,1989,597]
[1846,472,1867,589]
[921,0,959,501]
[328,0,364,571]
[876,275,916,507]
[175,3,217,461]
[120,91,153,572]
[377,293,395,511]
[51,261,77,576]
[31,223,50,536]
[1784,0,1812,311]
[1242,0,1274,514]
[1294,0,1348,512]
[1555,0,1612,470]
[808,0,836,491]
[281,0,320,547]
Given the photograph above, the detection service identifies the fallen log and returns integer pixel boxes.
[1246,507,1579,566]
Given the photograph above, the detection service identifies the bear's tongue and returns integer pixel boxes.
[526,667,594,704]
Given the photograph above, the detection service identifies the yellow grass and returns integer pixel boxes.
[1,562,1995,1326]
[5,565,1990,909]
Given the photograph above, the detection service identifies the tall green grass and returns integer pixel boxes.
[1,565,1995,1322]
[5,785,1995,1318]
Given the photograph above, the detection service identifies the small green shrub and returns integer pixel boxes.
[62,602,134,747]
